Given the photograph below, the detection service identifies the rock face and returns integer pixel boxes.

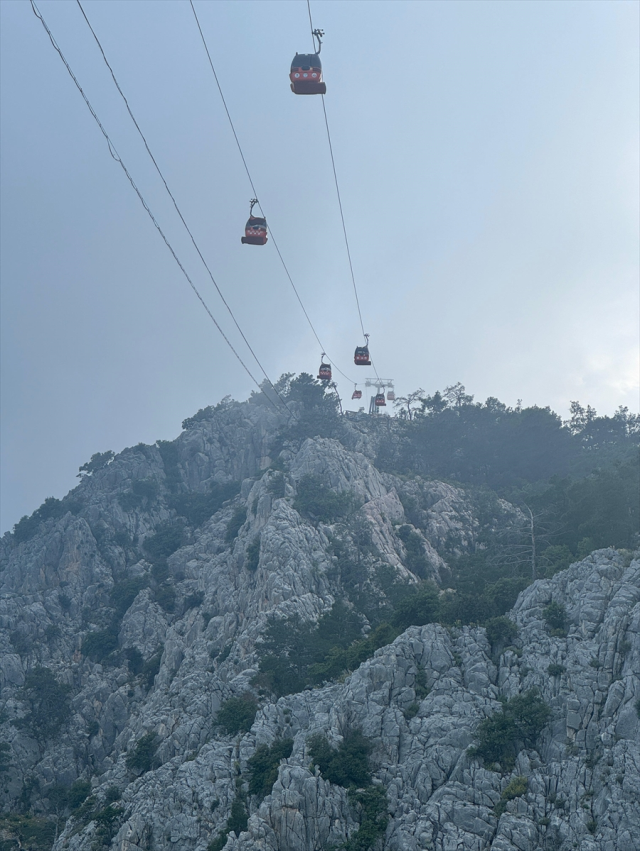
[0,399,638,851]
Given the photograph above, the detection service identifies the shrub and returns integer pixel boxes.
[267,473,286,498]
[87,720,99,737]
[308,729,372,788]
[294,475,354,523]
[494,775,528,816]
[248,738,294,799]
[144,522,186,564]
[45,624,61,641]
[217,694,258,735]
[392,583,440,630]
[13,497,66,543]
[0,815,56,850]
[225,506,247,542]
[485,617,518,651]
[82,626,118,662]
[78,451,114,476]
[543,602,568,636]
[636,698,640,719]
[169,482,239,527]
[396,525,429,578]
[469,689,551,770]
[14,667,71,742]
[547,663,565,677]
[67,779,91,810]
[245,537,261,572]
[104,785,121,804]
[58,592,72,612]
[157,439,182,491]
[342,785,389,851]
[110,577,147,615]
[404,702,419,720]
[125,732,159,773]
[227,794,248,835]
[125,647,144,675]
[185,591,204,610]
[154,583,176,613]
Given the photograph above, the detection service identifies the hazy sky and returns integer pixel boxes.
[1,0,638,533]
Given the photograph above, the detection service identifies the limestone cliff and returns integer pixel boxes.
[0,398,637,851]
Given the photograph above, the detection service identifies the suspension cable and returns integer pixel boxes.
[189,0,356,389]
[30,0,287,417]
[75,0,292,416]
[305,0,381,383]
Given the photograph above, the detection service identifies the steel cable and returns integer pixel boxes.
[189,0,357,390]
[30,0,287,417]
[75,0,292,417]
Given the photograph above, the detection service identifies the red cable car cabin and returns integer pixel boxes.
[387,389,396,401]
[241,215,268,246]
[318,363,332,381]
[354,345,371,366]
[352,389,362,400]
[375,392,386,407]
[290,53,326,95]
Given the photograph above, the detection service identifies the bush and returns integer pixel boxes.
[485,617,518,651]
[13,497,66,543]
[543,602,568,636]
[294,475,354,523]
[217,694,258,735]
[469,689,551,770]
[225,506,247,542]
[67,779,91,810]
[154,583,176,613]
[308,729,372,788]
[0,815,56,850]
[110,577,147,615]
[245,537,261,571]
[125,647,144,675]
[82,626,119,662]
[125,732,159,773]
[248,738,294,799]
[494,775,528,816]
[342,785,389,851]
[144,521,186,565]
[547,663,565,677]
[392,583,440,630]
[169,482,239,527]
[14,667,72,742]
[185,592,204,610]
[396,525,429,578]
[78,451,114,476]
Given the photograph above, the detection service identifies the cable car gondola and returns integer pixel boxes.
[387,386,396,401]
[318,355,331,382]
[354,334,371,366]
[241,199,267,245]
[290,29,326,95]
[374,391,386,407]
[352,386,362,400]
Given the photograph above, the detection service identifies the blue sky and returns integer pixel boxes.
[1,0,638,532]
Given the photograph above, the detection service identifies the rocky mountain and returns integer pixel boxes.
[0,389,638,851]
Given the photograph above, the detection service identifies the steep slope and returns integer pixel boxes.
[0,399,638,851]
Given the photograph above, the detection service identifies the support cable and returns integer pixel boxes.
[189,0,356,389]
[75,0,292,416]
[305,0,381,382]
[30,0,287,417]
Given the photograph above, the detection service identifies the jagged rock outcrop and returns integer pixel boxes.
[0,399,638,851]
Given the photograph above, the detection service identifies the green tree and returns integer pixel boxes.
[14,667,71,743]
